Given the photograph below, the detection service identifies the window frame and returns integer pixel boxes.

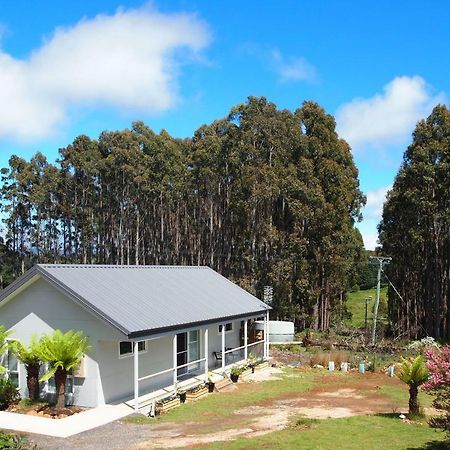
[44,364,74,396]
[4,339,20,388]
[118,340,147,359]
[218,322,233,334]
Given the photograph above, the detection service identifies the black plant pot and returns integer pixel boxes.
[207,382,215,393]
[230,373,239,383]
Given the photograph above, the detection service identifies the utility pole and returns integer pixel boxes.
[370,256,392,345]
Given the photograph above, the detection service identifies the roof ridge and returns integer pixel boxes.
[37,264,208,269]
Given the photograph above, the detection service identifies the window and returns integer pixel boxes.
[46,368,74,396]
[188,330,200,371]
[119,340,146,358]
[177,330,200,377]
[218,323,233,334]
[4,341,19,387]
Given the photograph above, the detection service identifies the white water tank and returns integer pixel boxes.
[254,320,295,342]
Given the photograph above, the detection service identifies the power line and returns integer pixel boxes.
[369,256,391,345]
[381,267,429,338]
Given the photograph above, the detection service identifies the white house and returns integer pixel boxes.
[0,264,270,410]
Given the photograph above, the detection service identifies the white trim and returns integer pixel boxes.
[244,320,248,360]
[138,356,207,383]
[172,334,177,396]
[118,340,147,359]
[4,339,20,388]
[187,330,200,373]
[224,340,264,354]
[204,328,209,378]
[133,341,139,411]
[221,324,225,370]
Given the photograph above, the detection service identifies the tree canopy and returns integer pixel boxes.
[379,104,450,339]
[0,97,365,330]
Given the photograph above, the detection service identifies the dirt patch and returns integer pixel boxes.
[133,371,406,449]
[270,346,311,367]
[28,369,408,450]
[245,366,284,382]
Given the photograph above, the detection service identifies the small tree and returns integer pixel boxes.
[0,325,13,375]
[398,355,429,417]
[11,335,42,401]
[423,345,450,434]
[39,330,91,412]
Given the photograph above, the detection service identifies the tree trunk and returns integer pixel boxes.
[54,367,67,412]
[409,384,419,416]
[26,363,40,401]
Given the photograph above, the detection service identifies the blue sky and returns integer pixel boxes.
[0,1,449,249]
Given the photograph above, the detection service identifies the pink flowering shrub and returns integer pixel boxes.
[423,345,450,434]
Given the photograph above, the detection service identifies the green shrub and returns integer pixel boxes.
[230,366,243,376]
[292,418,319,429]
[0,432,35,449]
[0,377,20,410]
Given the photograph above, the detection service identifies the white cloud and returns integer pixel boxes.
[271,49,316,83]
[0,7,210,141]
[336,76,445,150]
[365,186,390,221]
[360,231,379,251]
[357,186,390,250]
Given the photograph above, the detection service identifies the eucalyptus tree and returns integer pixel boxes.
[0,97,365,331]
[379,105,450,338]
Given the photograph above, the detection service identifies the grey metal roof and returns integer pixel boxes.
[1,265,269,338]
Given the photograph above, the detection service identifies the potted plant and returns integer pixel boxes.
[247,354,257,373]
[177,388,187,403]
[206,372,216,392]
[230,366,241,383]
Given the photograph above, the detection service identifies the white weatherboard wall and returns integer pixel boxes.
[0,276,126,407]
[97,335,174,404]
[0,276,246,407]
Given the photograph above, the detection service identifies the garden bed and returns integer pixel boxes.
[7,399,85,419]
[240,368,253,378]
[215,377,233,391]
[155,396,180,414]
[186,384,208,401]
[256,361,269,370]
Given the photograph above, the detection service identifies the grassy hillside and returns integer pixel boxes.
[345,287,388,329]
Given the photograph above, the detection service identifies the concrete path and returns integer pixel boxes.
[0,404,133,438]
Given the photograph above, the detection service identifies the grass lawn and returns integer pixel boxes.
[346,287,388,328]
[202,415,449,450]
[126,369,317,426]
[126,368,448,449]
